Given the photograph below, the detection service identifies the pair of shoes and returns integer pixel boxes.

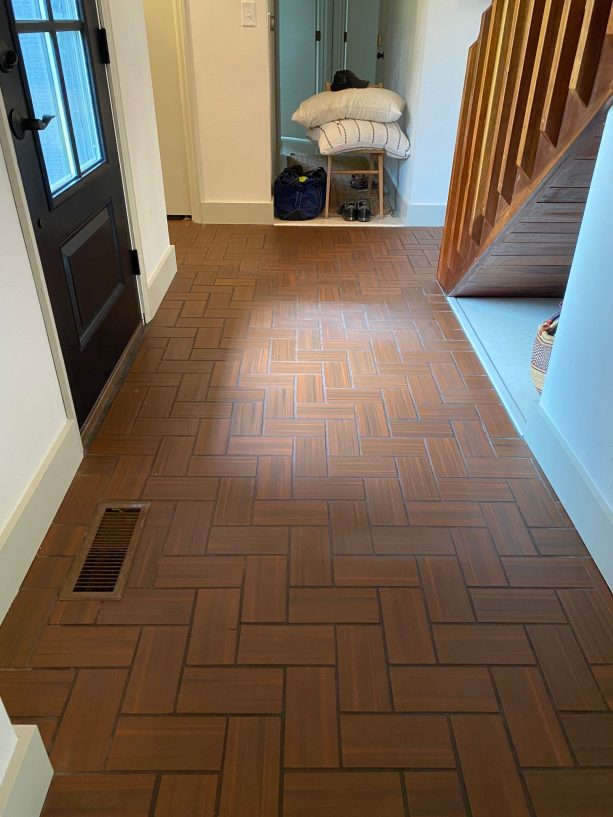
[350,174,378,191]
[338,200,372,222]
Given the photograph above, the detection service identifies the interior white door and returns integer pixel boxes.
[278,0,321,155]
[345,0,380,84]
[142,0,191,216]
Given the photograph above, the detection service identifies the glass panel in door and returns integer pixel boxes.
[18,32,78,193]
[10,0,105,196]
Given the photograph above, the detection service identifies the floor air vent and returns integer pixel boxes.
[61,502,149,600]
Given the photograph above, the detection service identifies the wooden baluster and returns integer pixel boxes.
[542,0,587,146]
[483,0,531,231]
[570,0,613,105]
[498,0,547,203]
[448,6,492,278]
[517,0,564,178]
[438,42,479,291]
[458,2,503,261]
[470,0,518,246]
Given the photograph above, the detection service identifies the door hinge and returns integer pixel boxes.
[315,30,321,42]
[130,249,141,277]
[96,28,111,65]
[344,31,348,43]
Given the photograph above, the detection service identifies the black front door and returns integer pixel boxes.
[0,0,142,426]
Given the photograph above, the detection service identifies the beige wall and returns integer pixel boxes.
[186,0,275,223]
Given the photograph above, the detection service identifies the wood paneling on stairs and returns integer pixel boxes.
[0,222,610,816]
[438,0,613,296]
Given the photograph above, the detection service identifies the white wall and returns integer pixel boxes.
[380,0,488,225]
[100,0,177,315]
[542,111,613,506]
[186,0,274,223]
[143,0,192,216]
[0,153,67,536]
[526,108,613,587]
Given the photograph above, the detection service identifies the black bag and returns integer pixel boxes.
[274,165,327,221]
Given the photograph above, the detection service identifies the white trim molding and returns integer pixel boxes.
[0,420,82,623]
[525,406,613,590]
[144,244,178,321]
[0,727,52,817]
[201,200,274,225]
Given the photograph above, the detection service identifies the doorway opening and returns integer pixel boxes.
[274,0,403,226]
[142,0,198,221]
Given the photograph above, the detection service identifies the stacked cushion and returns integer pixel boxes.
[307,119,410,159]
[293,88,406,129]
[293,88,409,159]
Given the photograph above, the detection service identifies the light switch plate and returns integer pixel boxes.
[241,1,257,27]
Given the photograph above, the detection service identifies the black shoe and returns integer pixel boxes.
[331,70,370,92]
[357,200,371,222]
[339,201,358,221]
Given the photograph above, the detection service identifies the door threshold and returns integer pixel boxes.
[80,322,145,450]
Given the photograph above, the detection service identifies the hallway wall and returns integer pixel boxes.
[379,0,489,225]
[186,0,274,224]
[530,107,613,586]
[0,152,67,539]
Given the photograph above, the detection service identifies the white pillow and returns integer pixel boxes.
[307,119,411,159]
[293,88,406,129]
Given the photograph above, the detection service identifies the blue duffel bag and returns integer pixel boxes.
[274,164,327,221]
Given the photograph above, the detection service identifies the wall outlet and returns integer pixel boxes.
[241,1,257,27]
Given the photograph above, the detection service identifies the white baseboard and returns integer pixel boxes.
[525,406,613,590]
[201,200,274,226]
[142,244,177,321]
[0,726,52,817]
[0,420,82,624]
[382,170,447,227]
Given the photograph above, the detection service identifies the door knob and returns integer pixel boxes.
[0,41,18,73]
[377,51,385,60]
[9,109,54,140]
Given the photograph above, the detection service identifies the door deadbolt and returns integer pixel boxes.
[0,41,18,73]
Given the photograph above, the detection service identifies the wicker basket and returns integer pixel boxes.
[531,320,556,393]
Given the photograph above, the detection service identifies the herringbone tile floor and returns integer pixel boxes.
[1,223,612,817]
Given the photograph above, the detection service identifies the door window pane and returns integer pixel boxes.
[50,0,80,21]
[57,31,103,172]
[18,32,78,194]
[11,0,48,20]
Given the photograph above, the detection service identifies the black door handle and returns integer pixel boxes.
[9,109,55,140]
[377,51,385,60]
[0,41,18,73]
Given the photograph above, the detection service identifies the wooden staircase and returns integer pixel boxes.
[437,0,613,297]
